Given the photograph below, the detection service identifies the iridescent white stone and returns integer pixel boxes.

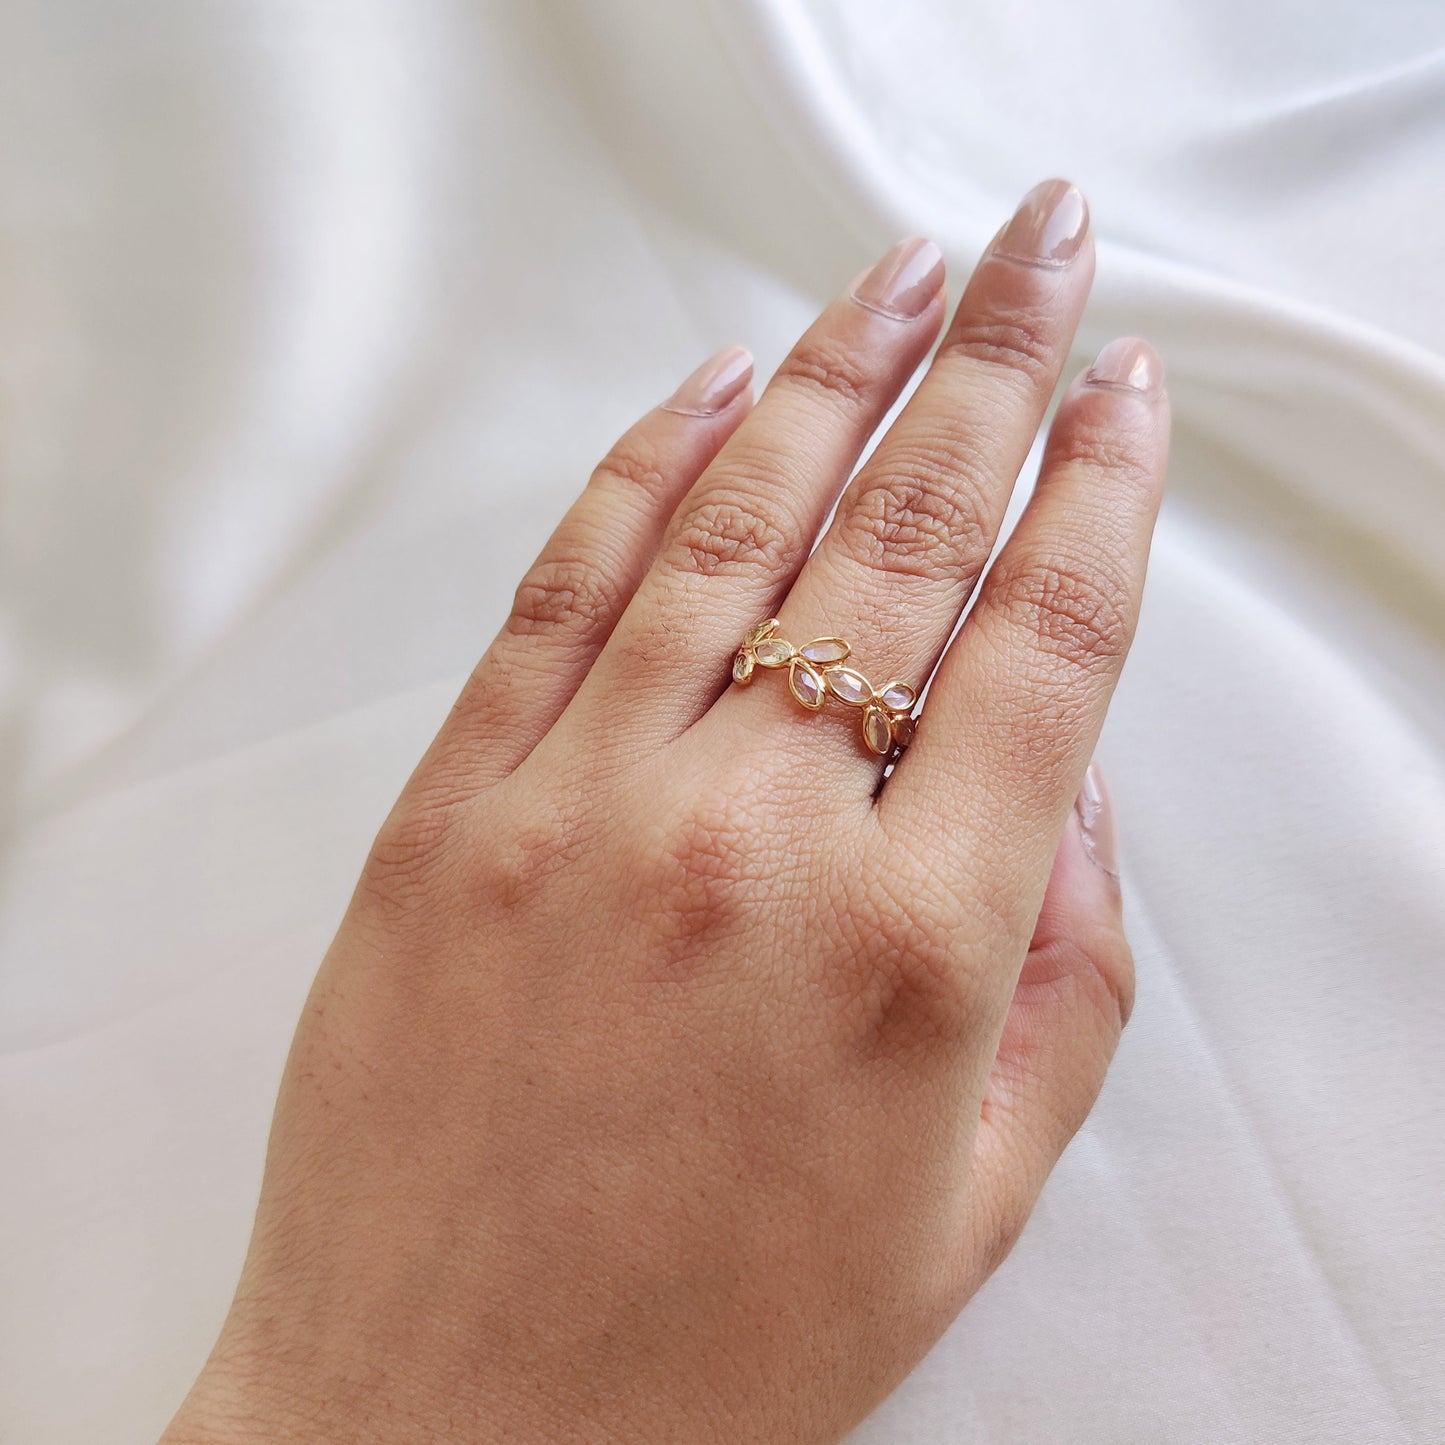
[891,713,915,748]
[826,667,871,705]
[800,638,849,665]
[732,650,754,683]
[863,704,892,755]
[880,681,916,710]
[789,660,825,709]
[755,639,793,666]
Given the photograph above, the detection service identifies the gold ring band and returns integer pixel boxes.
[732,619,917,756]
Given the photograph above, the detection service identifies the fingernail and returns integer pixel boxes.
[1075,763,1119,879]
[991,178,1089,267]
[850,236,946,320]
[1085,337,1164,394]
[662,345,754,416]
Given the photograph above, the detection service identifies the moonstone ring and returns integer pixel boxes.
[732,619,918,756]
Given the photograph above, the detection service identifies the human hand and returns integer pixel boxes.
[163,178,1168,1444]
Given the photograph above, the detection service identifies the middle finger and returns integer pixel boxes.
[723,179,1094,768]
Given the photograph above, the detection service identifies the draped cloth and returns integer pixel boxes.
[2,3,1443,1439]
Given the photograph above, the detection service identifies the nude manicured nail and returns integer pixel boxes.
[1075,763,1119,879]
[851,237,946,320]
[662,345,754,416]
[991,179,1089,267]
[1085,337,1164,394]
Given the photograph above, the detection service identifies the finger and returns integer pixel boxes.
[579,238,948,737]
[409,347,754,802]
[888,338,1169,948]
[741,180,1093,770]
[964,766,1133,1279]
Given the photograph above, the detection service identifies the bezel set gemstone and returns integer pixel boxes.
[799,638,850,665]
[731,621,917,756]
[754,639,794,666]
[788,659,826,709]
[862,704,893,756]
[825,667,871,705]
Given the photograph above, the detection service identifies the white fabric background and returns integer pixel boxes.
[3,1,1443,1440]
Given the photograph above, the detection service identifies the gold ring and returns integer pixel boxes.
[732,619,917,756]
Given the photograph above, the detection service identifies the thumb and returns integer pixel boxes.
[964,764,1135,1274]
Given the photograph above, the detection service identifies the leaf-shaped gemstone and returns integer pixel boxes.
[754,639,793,666]
[732,650,755,684]
[789,659,825,710]
[890,713,916,748]
[879,681,916,711]
[746,618,780,647]
[799,637,849,665]
[862,703,892,755]
[825,667,871,705]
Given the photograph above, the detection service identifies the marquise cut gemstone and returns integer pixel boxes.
[891,713,915,748]
[789,660,825,708]
[800,638,849,665]
[863,704,892,755]
[880,682,916,711]
[826,667,871,705]
[732,650,754,683]
[754,639,793,666]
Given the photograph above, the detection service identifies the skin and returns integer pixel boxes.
[162,180,1170,1444]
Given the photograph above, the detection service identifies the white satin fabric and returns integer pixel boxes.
[3,2,1443,1441]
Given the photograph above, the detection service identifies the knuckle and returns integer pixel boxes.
[772,338,872,412]
[474,818,576,913]
[845,886,977,1057]
[664,491,792,579]
[991,556,1131,674]
[939,306,1057,389]
[360,796,459,917]
[1023,933,1135,1043]
[889,935,974,1045]
[637,791,766,976]
[508,554,623,646]
[839,454,989,582]
[590,435,671,497]
[1089,948,1135,1033]
[1049,420,1154,486]
[1064,937,1136,1034]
